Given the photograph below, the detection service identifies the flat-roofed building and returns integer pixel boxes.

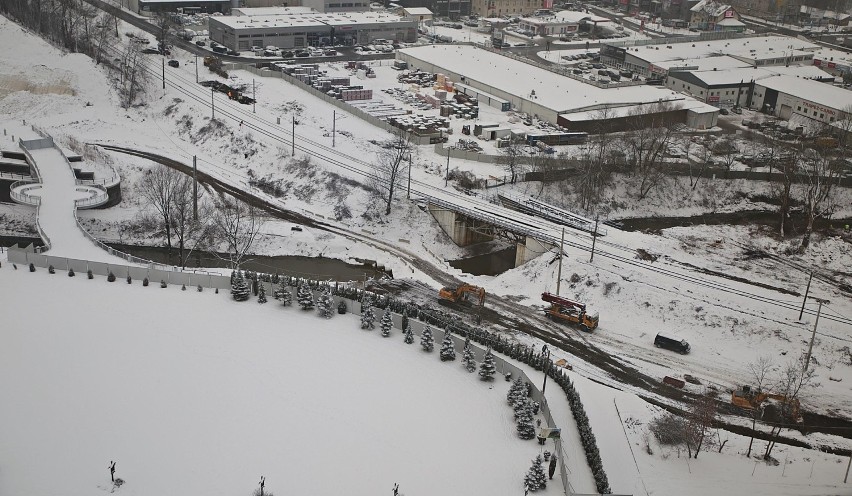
[209,11,416,49]
[666,65,833,107]
[600,35,820,78]
[753,75,852,127]
[396,44,719,130]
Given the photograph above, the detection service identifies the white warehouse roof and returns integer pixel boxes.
[756,75,852,111]
[620,35,820,65]
[399,44,701,115]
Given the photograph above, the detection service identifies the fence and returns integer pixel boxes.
[226,63,434,145]
[9,180,41,206]
[73,185,110,208]
[8,246,229,288]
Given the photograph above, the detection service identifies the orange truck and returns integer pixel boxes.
[541,292,599,331]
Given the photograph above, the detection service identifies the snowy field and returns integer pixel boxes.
[0,264,559,496]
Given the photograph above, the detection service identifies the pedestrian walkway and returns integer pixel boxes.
[2,120,127,264]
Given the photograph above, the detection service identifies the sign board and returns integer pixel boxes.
[539,428,561,439]
[708,95,720,103]
[601,45,627,62]
[724,9,734,18]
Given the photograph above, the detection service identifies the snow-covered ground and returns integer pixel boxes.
[0,262,569,496]
[2,12,852,494]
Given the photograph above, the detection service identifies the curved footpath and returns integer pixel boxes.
[2,121,127,264]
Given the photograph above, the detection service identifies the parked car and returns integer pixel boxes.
[195,40,206,47]
[167,59,180,68]
[719,108,730,115]
[654,333,690,354]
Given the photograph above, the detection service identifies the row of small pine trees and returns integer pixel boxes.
[32,263,211,291]
[227,269,611,494]
[359,297,497,380]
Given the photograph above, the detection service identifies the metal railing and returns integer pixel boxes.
[0,171,31,181]
[73,185,110,208]
[9,180,41,206]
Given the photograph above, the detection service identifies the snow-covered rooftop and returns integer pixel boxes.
[675,64,834,86]
[756,75,852,111]
[716,18,746,26]
[620,35,820,65]
[232,6,318,16]
[210,11,410,29]
[403,7,432,15]
[554,10,610,23]
[399,45,694,114]
[654,54,752,71]
[690,0,732,16]
[558,98,719,121]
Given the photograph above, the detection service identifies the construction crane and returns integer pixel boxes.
[541,292,599,331]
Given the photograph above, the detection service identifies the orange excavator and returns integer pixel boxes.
[731,386,803,423]
[438,283,485,308]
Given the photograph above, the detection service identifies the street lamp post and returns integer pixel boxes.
[541,345,551,396]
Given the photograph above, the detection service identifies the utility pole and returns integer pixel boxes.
[192,155,198,221]
[541,345,550,396]
[803,298,825,375]
[445,147,450,187]
[292,116,295,156]
[162,57,165,89]
[332,110,336,147]
[589,216,599,263]
[407,152,412,199]
[798,270,813,321]
[844,451,851,483]
[556,227,565,295]
[195,53,198,83]
[252,78,256,114]
[211,87,215,119]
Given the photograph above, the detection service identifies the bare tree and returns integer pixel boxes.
[496,136,526,184]
[688,393,717,458]
[623,102,680,199]
[138,165,181,254]
[745,356,773,458]
[372,128,413,215]
[574,134,615,211]
[211,194,264,269]
[169,176,213,269]
[797,142,843,250]
[118,39,149,108]
[713,138,738,179]
[762,358,815,460]
[92,13,114,65]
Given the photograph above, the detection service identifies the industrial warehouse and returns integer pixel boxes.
[208,10,417,50]
[600,34,821,78]
[395,44,719,131]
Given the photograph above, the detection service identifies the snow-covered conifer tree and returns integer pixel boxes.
[231,271,250,301]
[380,308,393,337]
[297,282,314,310]
[317,288,334,318]
[440,331,456,361]
[257,284,267,304]
[403,322,414,344]
[462,337,476,372]
[478,347,496,380]
[280,287,292,306]
[516,399,537,440]
[420,324,434,352]
[524,455,547,492]
[360,301,376,330]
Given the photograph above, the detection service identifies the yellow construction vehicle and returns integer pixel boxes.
[541,292,599,331]
[438,283,485,307]
[731,385,802,423]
